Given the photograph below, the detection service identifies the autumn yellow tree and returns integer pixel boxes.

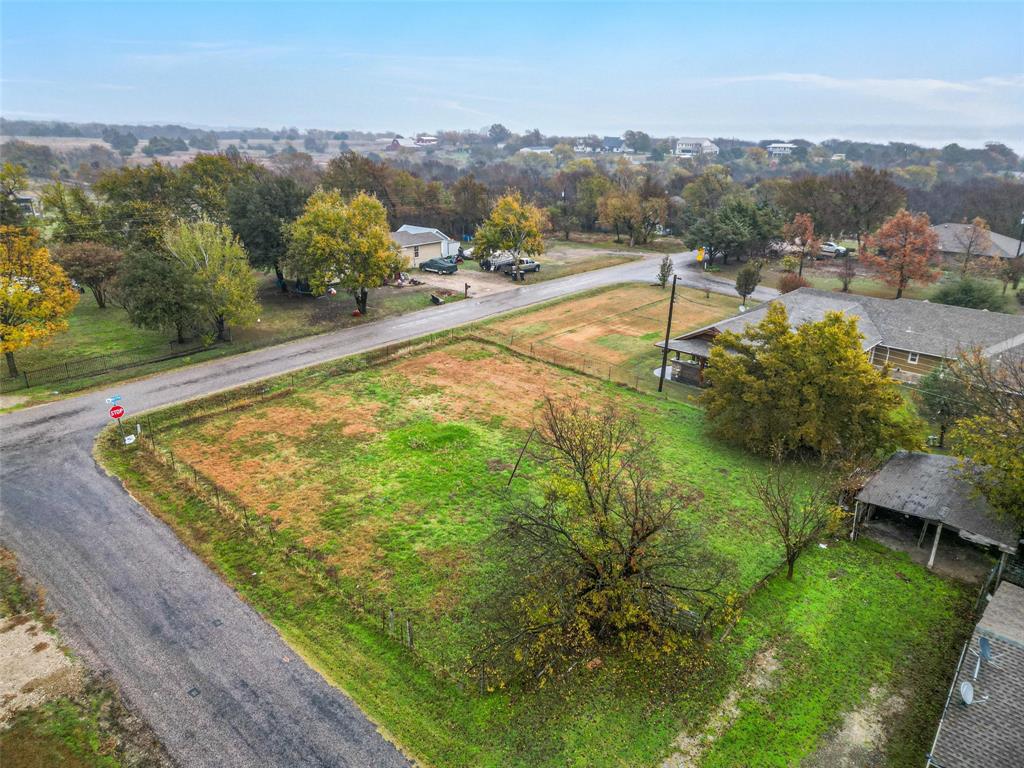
[286,189,404,314]
[0,227,79,378]
[473,191,547,271]
[862,210,940,298]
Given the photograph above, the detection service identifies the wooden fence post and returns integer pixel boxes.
[406,619,413,648]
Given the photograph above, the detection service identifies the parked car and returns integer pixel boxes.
[501,258,541,274]
[820,241,848,257]
[419,257,458,275]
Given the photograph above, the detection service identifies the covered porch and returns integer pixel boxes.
[661,336,713,387]
[852,452,1021,582]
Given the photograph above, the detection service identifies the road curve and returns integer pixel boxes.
[0,253,776,767]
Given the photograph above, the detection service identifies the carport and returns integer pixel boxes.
[853,451,1021,575]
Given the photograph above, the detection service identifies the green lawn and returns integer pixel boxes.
[2,274,449,407]
[98,339,972,767]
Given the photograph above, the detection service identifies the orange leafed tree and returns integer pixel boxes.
[862,210,940,298]
[783,212,821,277]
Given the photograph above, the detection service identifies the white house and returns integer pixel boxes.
[674,137,720,158]
[415,135,439,146]
[396,224,458,258]
[767,142,798,156]
[518,146,554,155]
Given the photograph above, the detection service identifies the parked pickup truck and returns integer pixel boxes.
[500,258,542,274]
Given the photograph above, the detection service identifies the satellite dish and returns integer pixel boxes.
[979,636,992,661]
[960,681,974,706]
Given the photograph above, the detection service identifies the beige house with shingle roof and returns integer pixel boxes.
[657,288,1024,385]
[931,222,1023,265]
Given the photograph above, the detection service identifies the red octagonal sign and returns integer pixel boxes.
[109,405,125,419]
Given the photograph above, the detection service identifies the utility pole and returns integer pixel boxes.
[658,274,678,392]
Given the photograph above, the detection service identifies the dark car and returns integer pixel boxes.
[419,257,458,275]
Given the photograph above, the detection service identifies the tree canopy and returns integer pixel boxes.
[227,173,309,286]
[862,210,940,298]
[286,189,404,314]
[163,219,259,341]
[0,227,79,377]
[473,191,547,266]
[702,302,920,459]
[54,241,123,309]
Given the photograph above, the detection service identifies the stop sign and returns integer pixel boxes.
[109,404,125,419]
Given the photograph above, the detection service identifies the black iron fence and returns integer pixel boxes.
[1,342,214,393]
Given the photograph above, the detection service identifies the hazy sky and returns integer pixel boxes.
[2,1,1023,149]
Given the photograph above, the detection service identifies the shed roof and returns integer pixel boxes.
[856,452,1020,553]
[929,583,1024,768]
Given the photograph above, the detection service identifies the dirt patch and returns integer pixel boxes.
[0,615,84,722]
[418,546,473,614]
[328,516,393,594]
[802,687,906,768]
[391,345,586,428]
[493,284,737,368]
[662,646,778,767]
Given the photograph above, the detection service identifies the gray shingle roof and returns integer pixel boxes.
[663,288,1024,359]
[390,230,444,247]
[929,583,1024,768]
[932,222,1023,260]
[856,451,1020,552]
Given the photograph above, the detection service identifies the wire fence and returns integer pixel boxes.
[1,341,216,393]
[109,330,715,691]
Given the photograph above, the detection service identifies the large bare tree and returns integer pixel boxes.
[482,397,726,684]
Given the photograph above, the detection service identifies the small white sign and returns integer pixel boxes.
[124,434,136,445]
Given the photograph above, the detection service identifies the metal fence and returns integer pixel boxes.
[1,342,214,393]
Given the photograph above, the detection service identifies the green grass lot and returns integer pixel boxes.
[1,274,447,408]
[461,239,641,282]
[98,339,972,767]
[707,259,1021,312]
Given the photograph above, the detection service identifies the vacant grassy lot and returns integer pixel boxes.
[100,339,972,767]
[483,283,739,373]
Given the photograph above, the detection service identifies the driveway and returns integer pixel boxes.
[0,253,775,767]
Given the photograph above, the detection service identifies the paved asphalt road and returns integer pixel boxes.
[0,253,776,767]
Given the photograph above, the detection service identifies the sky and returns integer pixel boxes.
[2,1,1023,150]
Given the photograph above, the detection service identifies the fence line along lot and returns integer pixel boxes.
[99,331,973,768]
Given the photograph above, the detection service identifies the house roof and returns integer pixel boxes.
[397,224,452,242]
[662,288,1024,359]
[676,137,714,145]
[390,230,444,247]
[932,222,1023,260]
[929,582,1024,768]
[602,136,624,149]
[855,451,1020,553]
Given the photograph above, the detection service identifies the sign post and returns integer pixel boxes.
[109,403,127,444]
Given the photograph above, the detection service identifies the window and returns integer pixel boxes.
[413,246,419,260]
[907,351,919,364]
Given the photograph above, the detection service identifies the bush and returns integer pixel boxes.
[931,278,1007,312]
[778,273,810,293]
